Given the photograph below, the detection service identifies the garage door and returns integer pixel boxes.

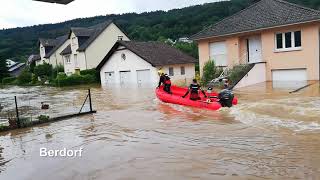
[104,72,115,86]
[137,70,151,87]
[209,41,227,66]
[120,71,131,86]
[272,69,307,89]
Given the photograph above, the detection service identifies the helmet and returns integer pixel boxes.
[158,69,164,76]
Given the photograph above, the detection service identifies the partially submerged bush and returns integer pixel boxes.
[38,115,50,122]
[201,60,223,86]
[80,69,100,82]
[55,74,96,86]
[34,63,53,79]
[17,69,32,85]
[2,77,17,85]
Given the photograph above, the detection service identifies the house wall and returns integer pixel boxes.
[158,64,195,85]
[99,48,158,87]
[85,23,130,69]
[262,23,320,81]
[197,22,320,82]
[99,48,195,87]
[48,40,70,67]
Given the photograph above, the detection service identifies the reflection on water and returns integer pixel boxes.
[0,82,319,179]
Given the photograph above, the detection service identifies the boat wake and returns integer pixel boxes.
[230,97,320,132]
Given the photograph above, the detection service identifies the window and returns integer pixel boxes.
[118,35,124,41]
[121,53,126,61]
[275,31,301,51]
[180,66,185,75]
[169,67,174,76]
[72,37,77,45]
[209,41,227,66]
[65,55,71,64]
[74,54,78,68]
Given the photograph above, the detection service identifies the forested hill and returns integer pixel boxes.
[0,0,319,61]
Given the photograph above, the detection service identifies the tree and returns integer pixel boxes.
[17,68,32,85]
[0,59,9,80]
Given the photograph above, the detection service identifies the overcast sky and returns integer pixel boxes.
[0,0,219,29]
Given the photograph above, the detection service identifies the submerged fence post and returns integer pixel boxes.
[14,96,20,128]
[88,89,93,112]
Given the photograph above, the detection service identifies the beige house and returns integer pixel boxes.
[37,36,69,67]
[61,21,129,75]
[192,0,320,88]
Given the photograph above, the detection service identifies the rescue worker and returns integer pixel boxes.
[163,74,172,94]
[157,70,172,94]
[182,79,207,100]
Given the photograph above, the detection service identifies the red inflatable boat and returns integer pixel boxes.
[156,86,238,111]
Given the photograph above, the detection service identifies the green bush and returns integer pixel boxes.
[2,77,17,84]
[38,115,50,122]
[52,64,65,78]
[80,69,100,82]
[17,69,32,85]
[55,74,96,87]
[201,60,223,86]
[34,63,53,79]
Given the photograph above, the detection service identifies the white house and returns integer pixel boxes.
[61,21,129,75]
[37,35,69,67]
[96,41,197,87]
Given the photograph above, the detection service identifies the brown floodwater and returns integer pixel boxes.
[0,82,319,180]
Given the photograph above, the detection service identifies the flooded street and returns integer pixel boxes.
[0,82,319,179]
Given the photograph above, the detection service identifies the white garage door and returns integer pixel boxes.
[137,70,151,87]
[120,71,131,86]
[104,72,115,86]
[209,41,227,66]
[272,69,307,89]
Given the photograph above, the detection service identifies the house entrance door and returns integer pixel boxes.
[248,36,262,63]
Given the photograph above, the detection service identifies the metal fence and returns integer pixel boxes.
[0,89,94,129]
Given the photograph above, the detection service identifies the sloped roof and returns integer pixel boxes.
[28,54,41,63]
[97,41,197,70]
[191,0,320,40]
[69,20,113,52]
[44,35,69,58]
[60,45,71,55]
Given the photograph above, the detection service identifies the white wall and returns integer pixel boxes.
[100,48,196,87]
[234,63,267,89]
[85,23,130,69]
[159,64,196,85]
[49,39,70,67]
[100,48,158,87]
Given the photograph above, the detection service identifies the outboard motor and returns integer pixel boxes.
[218,89,234,108]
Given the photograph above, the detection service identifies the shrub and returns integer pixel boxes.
[38,115,50,122]
[55,74,96,87]
[17,69,32,85]
[52,64,65,78]
[80,69,100,82]
[201,60,223,86]
[34,63,53,79]
[2,77,16,84]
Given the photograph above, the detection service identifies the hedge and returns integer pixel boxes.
[55,74,96,86]
[2,77,17,84]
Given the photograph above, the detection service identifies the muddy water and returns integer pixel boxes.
[0,82,319,180]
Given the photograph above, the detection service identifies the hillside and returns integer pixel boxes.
[0,0,319,62]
